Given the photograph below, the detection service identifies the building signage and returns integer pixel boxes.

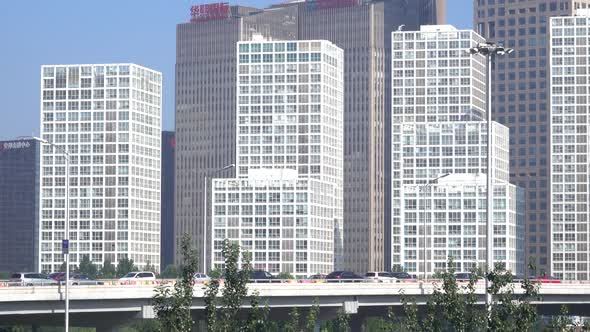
[0,141,31,152]
[306,0,360,10]
[190,2,230,22]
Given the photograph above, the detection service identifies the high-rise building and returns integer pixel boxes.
[550,12,590,281]
[474,0,590,276]
[175,0,445,272]
[298,0,446,273]
[161,131,175,268]
[211,39,344,276]
[175,3,298,270]
[391,25,524,275]
[39,64,162,273]
[0,139,40,272]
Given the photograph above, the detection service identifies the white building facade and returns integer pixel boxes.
[211,40,344,277]
[39,64,162,273]
[550,14,590,281]
[391,26,525,276]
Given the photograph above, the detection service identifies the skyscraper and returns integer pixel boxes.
[391,25,524,275]
[39,64,162,273]
[211,39,343,276]
[175,4,298,270]
[550,12,590,281]
[175,0,445,272]
[161,131,175,268]
[474,0,590,276]
[0,139,40,272]
[298,0,446,273]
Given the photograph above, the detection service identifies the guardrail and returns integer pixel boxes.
[1,278,583,288]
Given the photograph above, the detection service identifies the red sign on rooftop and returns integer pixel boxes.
[306,0,360,10]
[190,2,230,22]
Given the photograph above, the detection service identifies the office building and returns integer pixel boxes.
[175,3,298,269]
[0,139,40,272]
[391,25,524,275]
[175,0,445,272]
[211,39,344,276]
[39,64,162,273]
[161,131,175,268]
[550,13,590,280]
[474,0,590,276]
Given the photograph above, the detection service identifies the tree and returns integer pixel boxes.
[144,261,157,273]
[152,233,199,331]
[278,271,295,280]
[334,308,351,332]
[161,264,178,279]
[391,264,406,273]
[545,305,573,332]
[116,257,138,277]
[283,307,300,332]
[78,255,98,279]
[304,298,320,332]
[99,260,116,279]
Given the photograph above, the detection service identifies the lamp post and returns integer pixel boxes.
[469,42,514,307]
[30,136,70,332]
[420,173,450,279]
[203,164,235,273]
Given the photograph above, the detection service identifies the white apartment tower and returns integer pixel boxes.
[391,26,525,275]
[39,64,162,273]
[550,13,590,281]
[211,40,344,277]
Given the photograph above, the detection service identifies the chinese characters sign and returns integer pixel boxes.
[191,2,230,22]
[306,0,360,10]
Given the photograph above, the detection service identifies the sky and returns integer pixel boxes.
[0,0,472,140]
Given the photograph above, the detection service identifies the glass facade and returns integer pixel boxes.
[550,14,590,281]
[211,40,343,277]
[391,25,525,275]
[0,139,40,272]
[39,64,162,273]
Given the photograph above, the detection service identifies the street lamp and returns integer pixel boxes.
[468,42,514,308]
[203,164,235,273]
[420,173,450,279]
[29,136,71,332]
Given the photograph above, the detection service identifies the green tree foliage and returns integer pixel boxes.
[283,307,300,332]
[545,305,573,332]
[152,233,198,332]
[99,260,116,279]
[394,259,541,332]
[278,271,295,280]
[144,261,157,273]
[304,298,321,332]
[78,255,98,279]
[205,239,255,332]
[334,308,351,332]
[116,257,138,277]
[161,264,178,279]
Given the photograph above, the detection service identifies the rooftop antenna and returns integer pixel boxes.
[397,24,405,31]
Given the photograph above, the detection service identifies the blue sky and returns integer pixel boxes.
[0,0,472,139]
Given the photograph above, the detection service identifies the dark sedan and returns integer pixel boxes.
[325,271,363,282]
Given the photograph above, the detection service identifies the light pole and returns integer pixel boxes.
[469,42,513,307]
[203,164,235,273]
[30,136,70,332]
[420,173,449,279]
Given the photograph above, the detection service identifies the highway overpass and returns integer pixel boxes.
[1,282,590,331]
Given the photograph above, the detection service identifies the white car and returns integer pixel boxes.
[193,273,211,284]
[118,271,156,283]
[364,271,397,283]
[10,272,58,286]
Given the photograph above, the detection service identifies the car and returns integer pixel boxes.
[194,273,211,284]
[325,271,363,282]
[9,272,58,286]
[364,271,397,283]
[118,271,156,283]
[390,272,413,280]
[49,272,65,281]
[65,274,103,286]
[249,270,278,283]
